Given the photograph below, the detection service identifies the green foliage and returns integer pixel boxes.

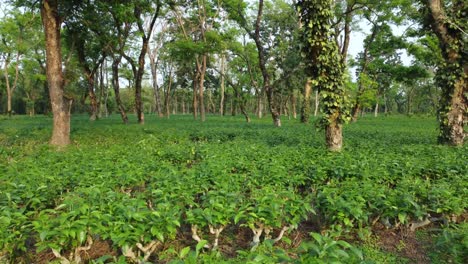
[297,232,363,263]
[430,223,468,263]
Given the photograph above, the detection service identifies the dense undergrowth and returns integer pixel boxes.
[0,114,467,263]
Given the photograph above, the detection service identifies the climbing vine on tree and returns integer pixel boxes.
[421,0,467,146]
[297,0,350,151]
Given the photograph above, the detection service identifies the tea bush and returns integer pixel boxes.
[0,114,466,263]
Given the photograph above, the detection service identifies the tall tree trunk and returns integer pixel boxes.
[384,93,388,114]
[199,55,207,122]
[135,42,147,124]
[41,0,71,146]
[220,54,225,116]
[103,60,109,117]
[301,78,312,123]
[406,88,413,115]
[291,91,297,119]
[75,38,102,121]
[149,52,163,117]
[374,101,379,117]
[182,97,186,115]
[256,93,264,118]
[112,56,128,124]
[3,51,21,116]
[208,89,215,113]
[164,68,173,118]
[133,3,161,124]
[3,55,12,115]
[226,75,250,123]
[426,0,466,146]
[252,0,280,126]
[193,72,199,119]
[231,97,236,116]
[86,74,99,120]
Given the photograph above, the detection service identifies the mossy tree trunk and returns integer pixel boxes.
[425,0,467,146]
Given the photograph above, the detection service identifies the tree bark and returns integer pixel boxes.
[164,67,173,118]
[426,0,467,146]
[314,90,319,117]
[102,60,109,117]
[75,35,103,121]
[326,119,343,152]
[291,91,297,119]
[112,56,128,124]
[3,51,21,116]
[252,0,281,126]
[193,72,199,119]
[226,74,250,123]
[301,78,312,123]
[135,40,147,124]
[199,54,207,122]
[41,0,71,146]
[149,51,163,117]
[132,3,161,124]
[220,54,226,116]
[374,102,379,117]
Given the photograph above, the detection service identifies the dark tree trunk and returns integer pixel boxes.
[229,79,250,123]
[135,40,148,124]
[164,69,173,118]
[252,0,281,126]
[351,103,360,122]
[112,56,128,124]
[75,37,102,121]
[133,3,161,124]
[41,0,71,146]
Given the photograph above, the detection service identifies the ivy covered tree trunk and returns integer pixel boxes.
[298,0,348,151]
[425,0,467,146]
[41,0,71,146]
